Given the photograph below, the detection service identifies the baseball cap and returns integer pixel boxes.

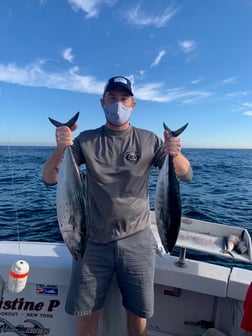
[104,76,134,96]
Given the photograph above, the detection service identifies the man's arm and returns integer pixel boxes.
[164,129,193,181]
[173,152,193,181]
[42,147,64,185]
[42,125,76,185]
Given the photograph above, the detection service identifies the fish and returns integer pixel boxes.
[235,230,248,254]
[223,234,241,257]
[48,112,89,261]
[235,240,248,254]
[155,122,188,253]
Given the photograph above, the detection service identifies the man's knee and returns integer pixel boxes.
[127,310,147,336]
[77,311,100,336]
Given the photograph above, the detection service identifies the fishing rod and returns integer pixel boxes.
[0,86,30,295]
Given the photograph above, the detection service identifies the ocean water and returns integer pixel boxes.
[0,146,252,270]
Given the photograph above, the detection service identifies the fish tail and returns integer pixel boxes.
[163,122,188,137]
[48,112,79,128]
[227,251,235,258]
[223,236,228,251]
[222,249,235,258]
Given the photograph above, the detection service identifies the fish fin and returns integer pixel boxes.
[48,112,80,128]
[240,229,245,240]
[163,122,188,137]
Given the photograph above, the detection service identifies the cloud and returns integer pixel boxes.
[191,78,203,84]
[178,40,196,53]
[0,61,104,94]
[139,70,145,77]
[151,50,166,67]
[242,103,252,116]
[63,48,74,63]
[221,76,236,84]
[0,61,211,103]
[125,5,178,28]
[134,81,212,103]
[244,111,252,116]
[226,91,248,97]
[68,0,117,18]
[242,102,252,108]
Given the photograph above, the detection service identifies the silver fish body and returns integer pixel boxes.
[57,147,89,260]
[155,123,188,253]
[49,112,89,260]
[223,234,240,257]
[223,231,249,257]
[155,155,181,253]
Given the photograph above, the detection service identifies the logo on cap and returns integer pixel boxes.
[104,76,133,96]
[114,77,128,85]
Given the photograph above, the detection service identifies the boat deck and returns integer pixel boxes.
[150,212,252,263]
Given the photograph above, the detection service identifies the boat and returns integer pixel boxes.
[0,212,251,336]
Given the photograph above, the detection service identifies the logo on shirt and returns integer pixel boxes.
[125,152,141,163]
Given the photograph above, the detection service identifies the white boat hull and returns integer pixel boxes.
[0,215,251,336]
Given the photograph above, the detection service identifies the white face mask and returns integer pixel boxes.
[102,102,133,126]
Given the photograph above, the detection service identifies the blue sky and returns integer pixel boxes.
[0,0,252,148]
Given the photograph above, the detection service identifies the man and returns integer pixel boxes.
[43,76,192,336]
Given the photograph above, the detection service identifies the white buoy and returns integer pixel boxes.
[7,260,30,293]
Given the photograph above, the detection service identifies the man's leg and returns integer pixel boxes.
[116,227,156,336]
[77,311,100,336]
[65,242,115,335]
[127,311,147,336]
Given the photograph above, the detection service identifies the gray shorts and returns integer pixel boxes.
[65,226,157,318]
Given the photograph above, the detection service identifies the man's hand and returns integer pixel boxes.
[164,130,182,157]
[56,124,78,151]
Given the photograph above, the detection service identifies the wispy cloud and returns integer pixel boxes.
[242,102,252,108]
[68,0,117,18]
[191,78,203,84]
[221,76,236,84]
[151,50,166,67]
[0,61,211,103]
[125,5,178,28]
[244,111,252,116]
[226,91,248,98]
[63,48,74,63]
[0,62,104,94]
[134,81,212,103]
[178,40,196,54]
[242,103,252,116]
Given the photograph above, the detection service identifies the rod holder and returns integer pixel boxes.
[175,247,187,268]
